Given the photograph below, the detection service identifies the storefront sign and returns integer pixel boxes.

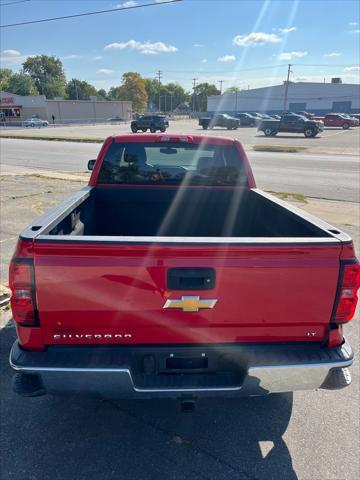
[0,97,15,105]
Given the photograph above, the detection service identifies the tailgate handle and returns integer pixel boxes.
[167,268,215,290]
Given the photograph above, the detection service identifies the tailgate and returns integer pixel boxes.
[33,241,342,345]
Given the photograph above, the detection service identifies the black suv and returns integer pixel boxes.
[131,115,169,133]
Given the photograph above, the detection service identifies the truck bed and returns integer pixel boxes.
[28,186,338,239]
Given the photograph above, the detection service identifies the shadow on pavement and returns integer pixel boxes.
[0,322,297,480]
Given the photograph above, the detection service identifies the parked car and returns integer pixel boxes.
[296,111,315,119]
[23,118,49,128]
[131,115,169,133]
[248,112,264,118]
[9,133,358,403]
[339,113,359,126]
[235,112,258,126]
[351,113,360,122]
[320,113,358,129]
[107,116,125,123]
[258,113,324,137]
[258,113,273,119]
[198,113,239,130]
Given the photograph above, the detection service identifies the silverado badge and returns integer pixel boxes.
[163,296,217,313]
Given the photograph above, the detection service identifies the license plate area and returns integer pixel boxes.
[166,356,208,370]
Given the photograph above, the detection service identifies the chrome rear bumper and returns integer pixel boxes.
[10,339,354,398]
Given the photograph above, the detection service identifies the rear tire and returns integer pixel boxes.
[342,122,350,129]
[202,125,208,130]
[160,127,166,132]
[264,128,273,136]
[150,126,156,133]
[304,128,315,137]
[141,128,147,132]
[131,126,138,133]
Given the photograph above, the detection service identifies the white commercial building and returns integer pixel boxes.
[207,82,360,115]
[0,91,132,124]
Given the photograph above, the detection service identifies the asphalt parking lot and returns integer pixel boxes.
[1,118,359,155]
[0,172,359,479]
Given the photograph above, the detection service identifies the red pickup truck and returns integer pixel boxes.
[9,134,359,405]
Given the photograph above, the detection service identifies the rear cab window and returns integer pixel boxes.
[97,141,248,186]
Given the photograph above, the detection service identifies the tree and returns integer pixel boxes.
[0,68,13,91]
[194,83,220,112]
[108,86,122,100]
[109,72,148,112]
[144,79,190,112]
[225,86,241,93]
[6,72,38,96]
[22,55,66,98]
[160,82,190,112]
[66,79,98,100]
[97,89,107,100]
[144,78,159,110]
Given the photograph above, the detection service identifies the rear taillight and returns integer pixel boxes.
[333,263,360,324]
[9,260,37,326]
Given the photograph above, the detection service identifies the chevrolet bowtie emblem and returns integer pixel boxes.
[163,296,217,313]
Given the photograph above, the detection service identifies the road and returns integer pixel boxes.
[1,138,359,202]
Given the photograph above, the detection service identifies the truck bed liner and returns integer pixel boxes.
[37,187,336,239]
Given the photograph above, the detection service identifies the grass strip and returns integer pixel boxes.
[268,191,306,202]
[253,145,307,153]
[0,134,103,143]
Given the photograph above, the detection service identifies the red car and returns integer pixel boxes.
[9,134,359,404]
[319,113,357,129]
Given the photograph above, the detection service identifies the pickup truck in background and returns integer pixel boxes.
[9,134,359,406]
[198,113,239,130]
[258,113,324,137]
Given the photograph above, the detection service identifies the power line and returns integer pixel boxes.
[0,0,30,6]
[0,0,182,28]
[152,63,356,75]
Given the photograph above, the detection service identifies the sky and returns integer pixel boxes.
[0,0,359,92]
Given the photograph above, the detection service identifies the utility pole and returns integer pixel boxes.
[218,80,224,95]
[283,63,292,112]
[192,78,197,114]
[156,70,162,112]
